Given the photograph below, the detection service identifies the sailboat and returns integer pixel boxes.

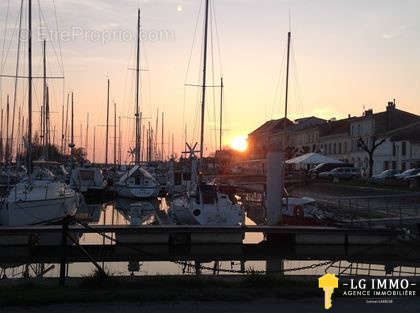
[115,9,159,200]
[115,164,159,199]
[70,162,107,195]
[170,0,244,226]
[70,82,107,196]
[0,1,78,226]
[267,30,330,225]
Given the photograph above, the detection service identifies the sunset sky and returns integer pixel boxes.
[0,0,419,163]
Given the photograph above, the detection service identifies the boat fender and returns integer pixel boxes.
[293,205,304,218]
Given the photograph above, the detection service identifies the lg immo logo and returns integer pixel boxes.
[342,278,417,297]
[318,274,417,309]
[318,273,338,310]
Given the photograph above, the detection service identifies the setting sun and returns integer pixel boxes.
[230,136,248,152]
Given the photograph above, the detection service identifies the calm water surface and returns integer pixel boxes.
[3,198,406,278]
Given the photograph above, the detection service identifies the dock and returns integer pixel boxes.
[0,224,417,266]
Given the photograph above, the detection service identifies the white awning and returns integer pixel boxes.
[286,152,342,165]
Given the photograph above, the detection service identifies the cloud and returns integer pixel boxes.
[381,25,408,40]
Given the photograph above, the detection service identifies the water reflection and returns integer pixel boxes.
[69,197,268,277]
[3,198,416,278]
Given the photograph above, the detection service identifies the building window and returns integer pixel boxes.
[392,143,396,156]
[333,143,336,154]
[392,161,396,170]
[402,141,407,156]
[384,161,389,170]
[328,143,332,154]
[338,143,342,154]
[343,142,347,153]
[402,162,406,172]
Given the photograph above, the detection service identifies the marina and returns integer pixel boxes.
[0,0,419,311]
[1,192,419,282]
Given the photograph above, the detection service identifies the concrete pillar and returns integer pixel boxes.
[265,148,285,275]
[265,149,284,225]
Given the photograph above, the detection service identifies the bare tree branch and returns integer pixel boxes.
[374,138,386,150]
[357,136,387,177]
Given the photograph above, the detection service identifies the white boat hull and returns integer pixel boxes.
[171,194,245,226]
[70,166,107,194]
[1,195,78,226]
[0,180,79,226]
[170,194,245,243]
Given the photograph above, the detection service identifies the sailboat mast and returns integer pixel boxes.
[283,31,291,145]
[113,102,116,166]
[17,106,21,158]
[5,95,9,164]
[61,104,64,155]
[93,126,96,163]
[11,0,24,162]
[27,0,33,174]
[70,92,74,158]
[46,85,50,154]
[65,93,69,154]
[219,76,223,151]
[172,133,174,159]
[0,108,3,162]
[146,123,149,162]
[184,124,187,158]
[43,40,47,154]
[105,78,110,165]
[199,0,210,159]
[21,116,25,158]
[118,116,121,165]
[161,112,164,161]
[80,124,83,148]
[141,124,145,161]
[85,113,89,159]
[148,122,153,162]
[52,124,55,146]
[282,31,291,199]
[135,9,141,164]
[155,108,158,160]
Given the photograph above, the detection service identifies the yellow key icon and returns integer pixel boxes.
[318,273,339,309]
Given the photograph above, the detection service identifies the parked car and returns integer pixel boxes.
[371,169,400,183]
[319,167,361,180]
[394,168,420,181]
[406,172,420,180]
[310,163,353,178]
[407,173,420,188]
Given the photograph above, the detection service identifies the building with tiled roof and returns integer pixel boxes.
[246,100,420,175]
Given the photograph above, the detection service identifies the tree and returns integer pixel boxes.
[357,136,386,177]
[17,143,64,163]
[72,147,86,164]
